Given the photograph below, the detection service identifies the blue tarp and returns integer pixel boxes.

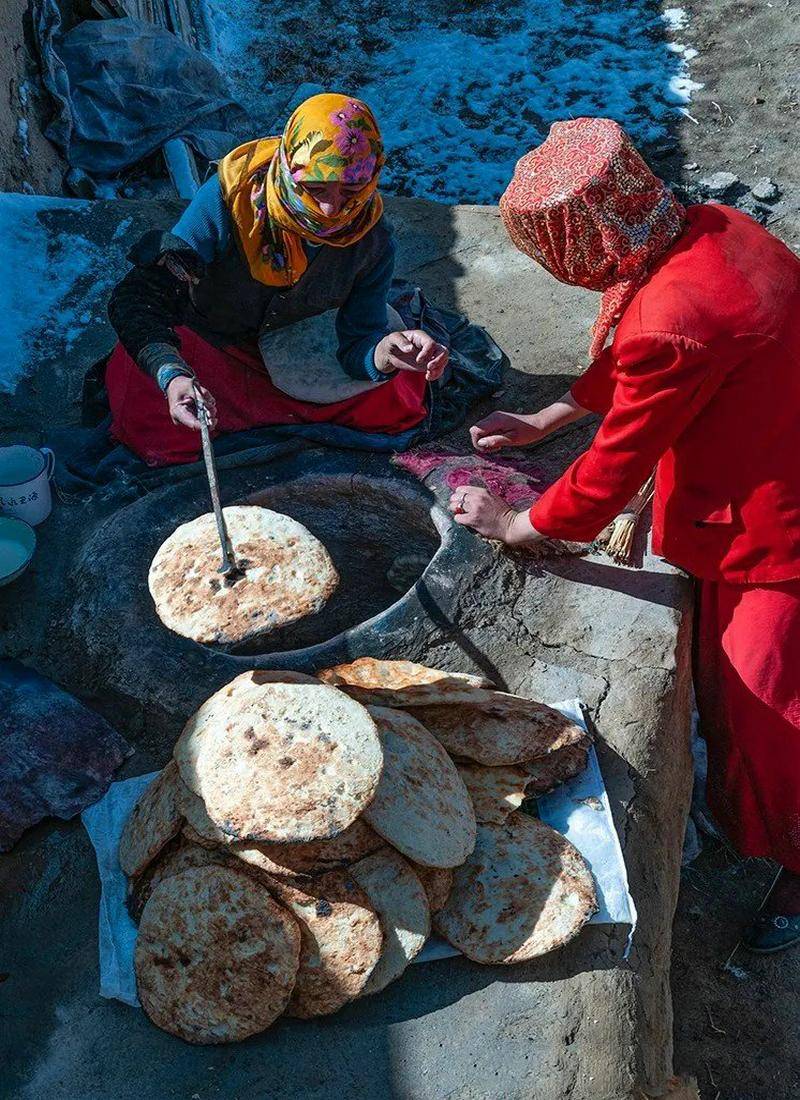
[33,7,252,175]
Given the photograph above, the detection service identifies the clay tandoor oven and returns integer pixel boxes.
[61,450,485,743]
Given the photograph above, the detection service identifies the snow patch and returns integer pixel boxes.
[0,195,111,394]
[16,119,30,160]
[662,7,689,32]
[201,0,701,204]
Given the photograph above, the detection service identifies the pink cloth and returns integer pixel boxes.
[393,447,548,508]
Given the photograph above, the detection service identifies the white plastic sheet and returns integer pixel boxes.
[82,698,635,1005]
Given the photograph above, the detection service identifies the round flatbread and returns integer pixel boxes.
[265,870,383,1018]
[128,836,230,923]
[230,819,384,879]
[412,864,454,914]
[234,670,322,685]
[174,672,383,843]
[434,814,597,964]
[410,693,585,766]
[148,505,339,646]
[456,762,530,824]
[118,761,183,878]
[178,774,238,847]
[135,865,301,1043]
[181,780,383,879]
[350,848,430,996]
[363,707,476,868]
[260,306,403,404]
[523,738,591,795]
[318,659,494,708]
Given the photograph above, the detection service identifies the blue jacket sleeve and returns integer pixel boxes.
[335,235,396,382]
[171,176,231,262]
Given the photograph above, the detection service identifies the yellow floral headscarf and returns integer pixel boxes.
[218,93,385,286]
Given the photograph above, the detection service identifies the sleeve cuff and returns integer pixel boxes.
[156,363,195,395]
[363,342,392,383]
[528,500,566,540]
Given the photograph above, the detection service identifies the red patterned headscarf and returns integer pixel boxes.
[499,118,686,360]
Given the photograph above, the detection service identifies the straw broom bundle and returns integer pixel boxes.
[594,472,656,565]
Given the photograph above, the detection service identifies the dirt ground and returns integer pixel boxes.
[666,3,800,1098]
[0,0,65,194]
[2,0,800,1096]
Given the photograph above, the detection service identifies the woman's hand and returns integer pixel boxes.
[469,410,548,452]
[470,393,592,453]
[374,330,449,380]
[166,376,217,431]
[448,486,545,547]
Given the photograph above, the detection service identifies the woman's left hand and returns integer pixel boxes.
[375,330,449,380]
[449,486,545,547]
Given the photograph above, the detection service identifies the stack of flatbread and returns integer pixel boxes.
[120,662,597,1044]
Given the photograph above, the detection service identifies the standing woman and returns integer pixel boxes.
[453,118,800,952]
[107,93,447,466]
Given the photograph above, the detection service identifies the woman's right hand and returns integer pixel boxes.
[469,410,547,452]
[166,376,217,431]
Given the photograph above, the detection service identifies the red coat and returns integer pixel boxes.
[531,204,800,583]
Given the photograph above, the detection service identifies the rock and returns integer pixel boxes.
[672,181,703,207]
[734,194,771,225]
[287,82,325,111]
[751,176,780,203]
[698,170,739,197]
[683,162,699,172]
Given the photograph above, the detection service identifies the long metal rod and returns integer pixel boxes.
[194,385,237,575]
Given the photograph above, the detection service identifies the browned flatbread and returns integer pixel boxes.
[228,819,384,880]
[148,506,339,646]
[118,761,183,878]
[318,658,494,707]
[523,737,591,795]
[177,775,236,847]
[351,848,430,995]
[239,670,322,685]
[363,707,476,868]
[434,814,597,964]
[179,776,382,878]
[127,836,229,923]
[456,762,530,824]
[409,693,585,766]
[412,864,454,914]
[174,673,383,843]
[135,865,301,1043]
[264,871,383,1018]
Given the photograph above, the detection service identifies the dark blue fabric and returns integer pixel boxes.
[52,417,422,499]
[33,12,252,175]
[172,176,231,261]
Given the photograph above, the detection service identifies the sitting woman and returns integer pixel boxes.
[107,93,447,466]
[453,118,800,953]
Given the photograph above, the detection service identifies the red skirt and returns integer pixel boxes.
[107,327,428,466]
[695,578,800,871]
